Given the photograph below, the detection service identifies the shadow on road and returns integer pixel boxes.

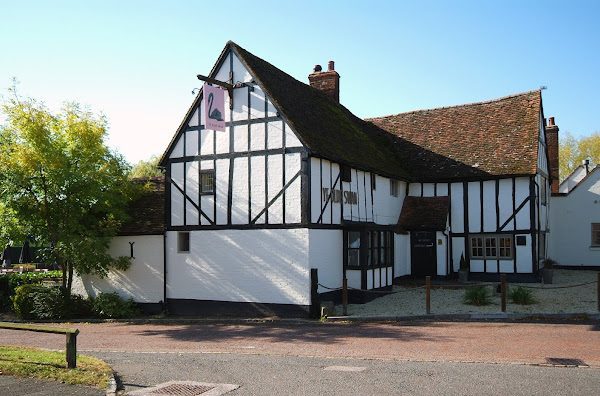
[128,322,453,345]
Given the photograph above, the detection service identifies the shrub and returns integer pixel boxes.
[0,276,10,311]
[13,283,94,319]
[92,292,140,319]
[12,284,47,319]
[30,287,68,319]
[510,286,536,305]
[543,258,556,269]
[463,286,492,306]
[7,271,62,296]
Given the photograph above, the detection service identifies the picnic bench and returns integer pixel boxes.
[0,322,80,368]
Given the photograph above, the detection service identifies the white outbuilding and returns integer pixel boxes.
[549,164,600,267]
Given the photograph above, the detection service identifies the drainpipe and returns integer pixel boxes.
[163,231,167,314]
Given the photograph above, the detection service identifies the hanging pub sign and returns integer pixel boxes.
[203,83,226,131]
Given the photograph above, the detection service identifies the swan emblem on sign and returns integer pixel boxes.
[207,92,223,121]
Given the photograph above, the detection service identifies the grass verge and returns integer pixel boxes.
[0,345,112,389]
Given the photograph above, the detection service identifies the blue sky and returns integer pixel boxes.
[1,1,599,164]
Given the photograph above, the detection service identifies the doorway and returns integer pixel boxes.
[410,231,437,277]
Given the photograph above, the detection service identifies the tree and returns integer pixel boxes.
[130,155,163,179]
[559,132,600,181]
[0,89,134,295]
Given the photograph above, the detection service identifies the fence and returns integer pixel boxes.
[318,272,600,316]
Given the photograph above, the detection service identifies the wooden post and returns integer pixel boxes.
[309,268,320,319]
[425,276,431,314]
[501,274,507,313]
[342,278,348,316]
[66,332,77,369]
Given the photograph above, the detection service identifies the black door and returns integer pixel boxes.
[410,231,437,277]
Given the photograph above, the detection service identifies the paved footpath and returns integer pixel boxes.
[1,321,599,367]
[1,321,600,394]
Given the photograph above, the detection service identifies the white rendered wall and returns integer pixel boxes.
[394,234,410,276]
[310,157,404,226]
[308,229,343,294]
[436,231,448,276]
[549,172,600,266]
[166,229,311,305]
[167,51,304,227]
[72,236,164,303]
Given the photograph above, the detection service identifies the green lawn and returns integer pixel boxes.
[0,345,112,389]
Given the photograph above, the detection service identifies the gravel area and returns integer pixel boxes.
[335,269,599,317]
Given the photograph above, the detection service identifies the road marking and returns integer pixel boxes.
[323,365,366,372]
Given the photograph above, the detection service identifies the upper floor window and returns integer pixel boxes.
[390,180,399,197]
[340,165,351,182]
[200,170,215,194]
[592,224,600,246]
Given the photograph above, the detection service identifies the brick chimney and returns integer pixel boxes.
[545,116,560,193]
[308,61,340,102]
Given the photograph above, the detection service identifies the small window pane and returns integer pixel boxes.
[348,232,360,248]
[470,237,483,258]
[348,250,359,267]
[200,171,215,194]
[485,237,497,258]
[592,224,600,246]
[499,237,512,259]
[390,180,399,197]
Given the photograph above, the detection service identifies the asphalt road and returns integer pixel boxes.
[94,350,600,396]
[1,320,599,394]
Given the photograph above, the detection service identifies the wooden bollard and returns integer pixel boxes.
[425,276,431,314]
[501,274,507,313]
[66,332,77,369]
[342,278,348,316]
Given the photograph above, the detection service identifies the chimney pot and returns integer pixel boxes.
[308,61,340,103]
[548,116,555,126]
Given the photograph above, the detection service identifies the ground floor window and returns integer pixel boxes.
[470,235,512,259]
[177,232,190,253]
[346,229,394,268]
[592,224,600,246]
[347,231,361,267]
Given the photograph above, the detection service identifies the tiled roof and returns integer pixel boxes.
[230,42,412,180]
[396,196,450,232]
[118,177,165,236]
[164,42,543,182]
[368,91,542,181]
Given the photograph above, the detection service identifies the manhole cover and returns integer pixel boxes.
[545,357,588,367]
[150,383,214,395]
[128,381,239,396]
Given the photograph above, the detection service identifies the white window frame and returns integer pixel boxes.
[470,234,513,259]
[200,170,215,195]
